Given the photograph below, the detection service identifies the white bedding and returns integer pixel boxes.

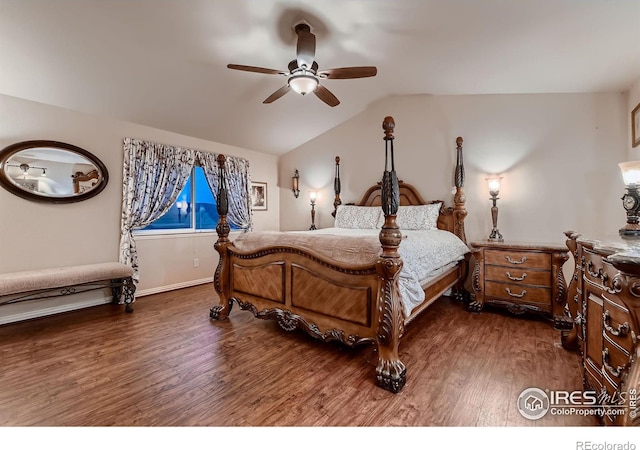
[291,227,470,317]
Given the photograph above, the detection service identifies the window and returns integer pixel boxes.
[136,166,236,233]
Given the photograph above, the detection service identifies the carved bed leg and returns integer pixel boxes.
[210,154,234,321]
[375,237,406,393]
[376,215,407,393]
[122,277,135,313]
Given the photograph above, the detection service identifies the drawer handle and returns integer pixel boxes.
[506,287,527,298]
[602,348,626,378]
[603,310,630,337]
[505,255,527,264]
[505,271,527,281]
[586,261,608,283]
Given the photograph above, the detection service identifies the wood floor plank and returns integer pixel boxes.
[0,283,598,427]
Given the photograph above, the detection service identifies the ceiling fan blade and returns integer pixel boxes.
[314,84,340,107]
[227,64,285,75]
[263,85,291,104]
[295,24,316,70]
[318,66,378,79]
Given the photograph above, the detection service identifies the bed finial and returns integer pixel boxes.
[455,137,464,188]
[332,156,342,218]
[382,116,395,140]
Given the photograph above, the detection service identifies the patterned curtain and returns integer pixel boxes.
[119,138,196,281]
[197,151,253,231]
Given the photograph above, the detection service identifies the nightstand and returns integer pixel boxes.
[468,241,571,329]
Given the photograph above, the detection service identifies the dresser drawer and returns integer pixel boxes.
[602,337,631,384]
[485,265,551,287]
[485,281,551,307]
[602,294,635,352]
[583,249,620,290]
[484,249,550,270]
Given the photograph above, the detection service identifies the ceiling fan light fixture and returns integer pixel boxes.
[288,74,318,95]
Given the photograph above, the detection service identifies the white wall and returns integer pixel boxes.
[279,93,628,244]
[0,93,279,323]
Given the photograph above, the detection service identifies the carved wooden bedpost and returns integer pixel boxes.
[453,137,469,302]
[375,116,406,393]
[453,137,467,243]
[331,156,341,218]
[210,154,233,320]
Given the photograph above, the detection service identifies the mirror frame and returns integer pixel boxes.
[0,140,109,203]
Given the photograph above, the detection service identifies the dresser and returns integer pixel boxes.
[469,241,571,329]
[563,231,640,426]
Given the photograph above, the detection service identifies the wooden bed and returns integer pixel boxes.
[210,117,469,393]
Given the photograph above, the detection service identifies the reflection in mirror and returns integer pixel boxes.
[0,141,109,203]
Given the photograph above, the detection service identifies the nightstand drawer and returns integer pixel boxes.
[485,265,551,287]
[484,249,550,270]
[485,281,551,305]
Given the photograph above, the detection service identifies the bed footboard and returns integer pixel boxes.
[210,118,467,394]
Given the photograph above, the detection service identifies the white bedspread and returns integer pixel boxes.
[241,227,470,318]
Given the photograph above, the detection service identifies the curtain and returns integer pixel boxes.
[197,151,253,232]
[119,138,195,281]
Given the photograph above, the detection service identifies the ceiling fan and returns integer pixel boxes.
[227,23,377,107]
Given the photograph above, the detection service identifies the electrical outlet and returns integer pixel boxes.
[193,258,199,268]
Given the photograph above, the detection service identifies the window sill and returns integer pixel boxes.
[134,230,243,241]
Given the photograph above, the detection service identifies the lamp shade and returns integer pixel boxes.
[486,176,502,196]
[619,161,640,186]
[289,75,318,95]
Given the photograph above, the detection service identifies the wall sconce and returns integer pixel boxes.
[486,176,503,242]
[619,161,640,238]
[309,191,317,230]
[292,169,300,198]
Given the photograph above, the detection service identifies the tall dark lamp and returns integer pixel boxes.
[619,161,640,238]
[309,191,317,230]
[487,176,503,242]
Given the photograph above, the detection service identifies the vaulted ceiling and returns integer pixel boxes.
[1,0,638,155]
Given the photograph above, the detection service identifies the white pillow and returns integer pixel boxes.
[395,203,442,230]
[334,205,382,229]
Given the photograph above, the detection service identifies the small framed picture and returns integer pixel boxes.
[251,181,267,211]
[633,102,640,148]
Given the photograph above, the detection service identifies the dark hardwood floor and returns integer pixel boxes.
[0,283,597,427]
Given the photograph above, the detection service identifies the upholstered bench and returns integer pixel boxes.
[0,262,136,313]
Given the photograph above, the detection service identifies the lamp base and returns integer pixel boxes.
[489,228,503,242]
[619,227,640,239]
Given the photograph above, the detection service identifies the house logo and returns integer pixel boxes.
[517,387,550,420]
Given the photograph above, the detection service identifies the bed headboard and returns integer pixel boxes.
[354,180,466,243]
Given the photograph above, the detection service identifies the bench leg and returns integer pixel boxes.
[111,277,136,313]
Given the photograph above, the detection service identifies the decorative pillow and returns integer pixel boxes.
[334,205,382,229]
[395,203,442,230]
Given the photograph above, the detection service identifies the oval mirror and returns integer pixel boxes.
[0,140,109,203]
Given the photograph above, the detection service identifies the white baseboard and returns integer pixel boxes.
[0,296,112,326]
[136,277,213,297]
[0,278,214,326]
